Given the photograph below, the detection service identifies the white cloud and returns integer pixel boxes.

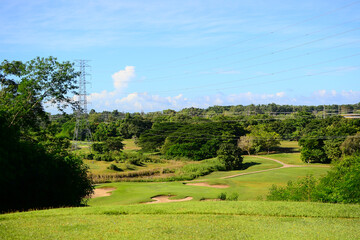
[114,92,190,112]
[112,66,135,91]
[276,92,285,97]
[83,87,360,114]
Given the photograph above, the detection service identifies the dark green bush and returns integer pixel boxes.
[0,135,93,212]
[107,164,123,171]
[92,143,106,154]
[218,192,227,200]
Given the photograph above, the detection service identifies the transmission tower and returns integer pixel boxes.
[72,60,92,151]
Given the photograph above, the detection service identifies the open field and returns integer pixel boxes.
[1,201,360,240]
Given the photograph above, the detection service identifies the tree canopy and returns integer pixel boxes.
[0,57,93,212]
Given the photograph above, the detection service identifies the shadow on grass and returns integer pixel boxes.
[242,161,261,170]
[274,147,299,153]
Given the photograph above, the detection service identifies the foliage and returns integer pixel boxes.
[299,136,328,163]
[0,57,79,131]
[107,164,123,171]
[237,135,254,155]
[267,155,360,204]
[316,155,360,204]
[0,118,93,212]
[161,122,244,160]
[91,137,124,154]
[174,158,226,180]
[138,122,184,151]
[218,192,227,200]
[165,140,219,160]
[117,114,152,139]
[0,57,94,212]
[217,143,243,170]
[267,175,319,201]
[248,125,280,153]
[92,142,106,154]
[299,117,360,163]
[341,132,360,156]
[105,136,124,152]
[218,192,239,201]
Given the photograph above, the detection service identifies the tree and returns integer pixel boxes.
[237,135,254,155]
[105,137,124,152]
[249,126,280,154]
[0,57,93,212]
[341,132,360,156]
[217,143,243,170]
[0,57,79,130]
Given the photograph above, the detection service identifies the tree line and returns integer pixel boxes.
[53,105,360,164]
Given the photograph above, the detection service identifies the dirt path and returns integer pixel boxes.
[221,155,323,179]
[186,182,229,188]
[144,195,193,204]
[91,187,116,198]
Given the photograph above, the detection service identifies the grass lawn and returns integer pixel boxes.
[122,139,141,152]
[278,140,300,152]
[2,201,360,240]
[89,161,329,205]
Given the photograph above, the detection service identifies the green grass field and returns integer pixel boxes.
[89,161,329,206]
[1,139,349,239]
[2,201,360,239]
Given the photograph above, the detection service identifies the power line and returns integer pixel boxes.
[141,54,360,94]
[141,18,360,76]
[140,0,360,71]
[135,25,360,84]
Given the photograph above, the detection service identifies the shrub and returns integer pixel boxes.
[267,175,319,202]
[177,158,226,180]
[227,192,239,201]
[107,164,123,171]
[217,143,243,170]
[92,143,106,154]
[218,192,227,200]
[0,139,93,213]
[122,152,148,166]
[267,156,360,204]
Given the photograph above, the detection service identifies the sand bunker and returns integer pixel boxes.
[91,187,116,198]
[186,182,230,188]
[144,195,193,204]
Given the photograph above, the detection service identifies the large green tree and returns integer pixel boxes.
[0,57,79,131]
[0,57,93,212]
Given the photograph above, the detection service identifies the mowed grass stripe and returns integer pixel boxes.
[1,202,360,240]
[2,215,360,240]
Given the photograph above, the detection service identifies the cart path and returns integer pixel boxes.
[221,155,328,179]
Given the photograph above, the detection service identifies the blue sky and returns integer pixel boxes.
[1,0,360,113]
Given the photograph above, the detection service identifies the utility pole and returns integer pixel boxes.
[72,60,92,151]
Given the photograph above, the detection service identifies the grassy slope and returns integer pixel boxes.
[1,201,360,240]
